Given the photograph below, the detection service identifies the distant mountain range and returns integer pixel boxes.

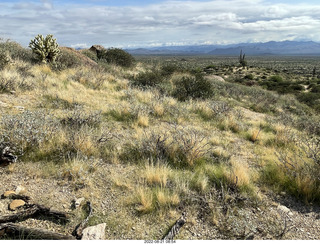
[126,41,320,56]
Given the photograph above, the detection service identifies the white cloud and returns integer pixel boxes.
[70,43,89,49]
[1,0,320,47]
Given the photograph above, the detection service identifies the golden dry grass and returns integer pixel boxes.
[143,161,170,187]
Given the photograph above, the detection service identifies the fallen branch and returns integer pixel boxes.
[163,212,187,240]
[72,201,93,239]
[0,204,68,224]
[1,194,31,202]
[0,223,75,240]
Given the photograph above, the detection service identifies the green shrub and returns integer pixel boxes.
[269,75,283,83]
[54,47,82,69]
[244,74,254,80]
[98,48,135,67]
[172,74,214,101]
[297,93,320,109]
[131,69,163,88]
[0,49,10,70]
[310,84,320,93]
[81,49,98,62]
[0,39,32,62]
[29,34,60,64]
[161,64,182,76]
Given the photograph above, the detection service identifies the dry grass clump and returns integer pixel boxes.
[154,188,180,209]
[261,132,320,202]
[133,186,180,214]
[228,160,252,190]
[59,157,98,190]
[190,170,209,193]
[143,161,171,187]
[0,64,35,92]
[121,125,212,168]
[134,188,154,214]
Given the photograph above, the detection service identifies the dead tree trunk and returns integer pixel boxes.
[0,223,75,240]
[163,212,187,240]
[0,204,68,224]
[72,201,93,239]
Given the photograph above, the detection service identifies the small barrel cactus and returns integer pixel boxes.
[29,34,60,63]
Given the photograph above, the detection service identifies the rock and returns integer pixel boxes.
[2,190,16,198]
[277,205,293,216]
[14,106,25,111]
[15,186,27,195]
[9,199,26,210]
[81,223,106,240]
[208,75,225,83]
[89,45,105,55]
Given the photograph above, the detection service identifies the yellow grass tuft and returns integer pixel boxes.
[152,103,165,117]
[155,188,180,208]
[137,114,149,127]
[135,188,154,213]
[229,159,251,188]
[144,161,170,187]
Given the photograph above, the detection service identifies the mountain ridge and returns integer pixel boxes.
[126,41,320,55]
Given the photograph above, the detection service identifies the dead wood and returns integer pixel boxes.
[72,201,93,239]
[0,223,75,240]
[0,204,68,224]
[163,212,187,240]
[1,194,31,202]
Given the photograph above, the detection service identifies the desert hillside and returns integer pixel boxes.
[0,39,320,240]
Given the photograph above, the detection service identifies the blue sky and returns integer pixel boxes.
[1,0,320,48]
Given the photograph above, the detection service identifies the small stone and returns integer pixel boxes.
[15,186,26,195]
[82,223,106,240]
[9,199,26,210]
[14,106,25,111]
[3,191,16,198]
[277,205,292,215]
[132,227,136,231]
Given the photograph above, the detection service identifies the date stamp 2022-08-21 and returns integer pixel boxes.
[144,240,177,244]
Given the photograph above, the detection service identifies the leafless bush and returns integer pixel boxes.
[124,125,213,167]
[0,110,58,154]
[295,134,320,166]
[208,101,232,117]
[60,106,101,129]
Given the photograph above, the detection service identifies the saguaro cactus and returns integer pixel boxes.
[239,49,247,68]
[29,34,60,63]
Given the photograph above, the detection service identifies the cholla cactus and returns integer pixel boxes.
[29,34,60,63]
